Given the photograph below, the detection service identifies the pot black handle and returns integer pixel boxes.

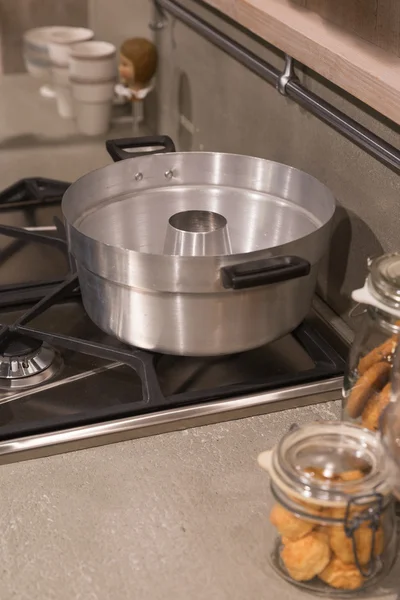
[221,256,311,290]
[106,135,176,162]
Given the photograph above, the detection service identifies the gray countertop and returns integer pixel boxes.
[1,402,399,600]
[0,74,136,186]
[0,75,398,600]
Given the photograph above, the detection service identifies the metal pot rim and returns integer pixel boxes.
[63,149,335,292]
[62,150,336,259]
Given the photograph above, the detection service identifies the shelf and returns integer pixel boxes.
[203,0,400,126]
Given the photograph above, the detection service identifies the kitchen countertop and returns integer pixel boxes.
[0,74,138,186]
[1,401,399,600]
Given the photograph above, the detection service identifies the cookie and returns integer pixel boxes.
[319,557,364,590]
[358,336,396,376]
[346,361,391,418]
[362,382,391,431]
[339,469,365,482]
[329,524,384,565]
[281,532,331,581]
[270,503,315,541]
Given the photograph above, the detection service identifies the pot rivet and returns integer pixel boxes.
[164,169,173,180]
[135,172,143,181]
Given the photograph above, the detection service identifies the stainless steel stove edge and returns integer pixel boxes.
[0,376,342,464]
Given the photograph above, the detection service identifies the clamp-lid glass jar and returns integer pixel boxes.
[381,337,400,500]
[343,253,400,429]
[258,421,397,596]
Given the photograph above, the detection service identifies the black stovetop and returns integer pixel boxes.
[0,178,345,451]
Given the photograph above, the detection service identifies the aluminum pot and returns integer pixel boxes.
[62,136,336,356]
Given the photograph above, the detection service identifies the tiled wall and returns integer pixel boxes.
[0,0,89,73]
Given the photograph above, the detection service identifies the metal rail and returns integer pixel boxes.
[154,0,400,173]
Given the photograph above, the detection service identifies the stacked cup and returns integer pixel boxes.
[48,27,94,118]
[69,41,117,135]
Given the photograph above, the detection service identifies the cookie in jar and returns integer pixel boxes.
[343,254,400,430]
[258,422,398,595]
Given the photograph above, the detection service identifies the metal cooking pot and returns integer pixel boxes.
[62,136,335,356]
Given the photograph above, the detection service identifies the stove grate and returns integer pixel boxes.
[0,270,345,441]
[0,179,77,306]
[0,177,70,210]
[0,178,345,441]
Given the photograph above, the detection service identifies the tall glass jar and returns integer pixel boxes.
[381,335,400,500]
[342,254,400,430]
[258,422,398,596]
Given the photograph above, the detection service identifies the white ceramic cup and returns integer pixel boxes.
[70,78,116,103]
[51,64,69,85]
[69,41,117,82]
[48,27,94,67]
[71,78,115,135]
[54,84,74,119]
[75,101,112,136]
[51,65,74,118]
[23,26,67,98]
[23,26,53,80]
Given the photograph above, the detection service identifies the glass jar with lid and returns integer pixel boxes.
[342,253,400,429]
[381,337,400,501]
[258,421,398,595]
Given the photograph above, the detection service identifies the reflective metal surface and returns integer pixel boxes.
[0,342,58,381]
[0,353,62,391]
[0,376,342,465]
[63,150,335,354]
[163,210,232,256]
[77,262,318,355]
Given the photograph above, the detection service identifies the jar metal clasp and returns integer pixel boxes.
[348,302,367,319]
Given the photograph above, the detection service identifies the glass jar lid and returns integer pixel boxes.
[369,253,400,309]
[352,253,400,318]
[258,421,391,507]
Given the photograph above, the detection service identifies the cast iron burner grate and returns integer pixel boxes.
[0,332,43,357]
[0,177,345,442]
[0,177,70,210]
[0,177,76,306]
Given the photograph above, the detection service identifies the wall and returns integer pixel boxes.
[88,0,154,50]
[0,0,88,73]
[154,0,400,323]
[291,0,400,56]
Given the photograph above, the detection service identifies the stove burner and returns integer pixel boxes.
[0,334,61,389]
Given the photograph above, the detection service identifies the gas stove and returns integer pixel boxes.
[0,178,347,464]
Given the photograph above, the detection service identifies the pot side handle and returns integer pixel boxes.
[221,256,311,290]
[105,136,176,162]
